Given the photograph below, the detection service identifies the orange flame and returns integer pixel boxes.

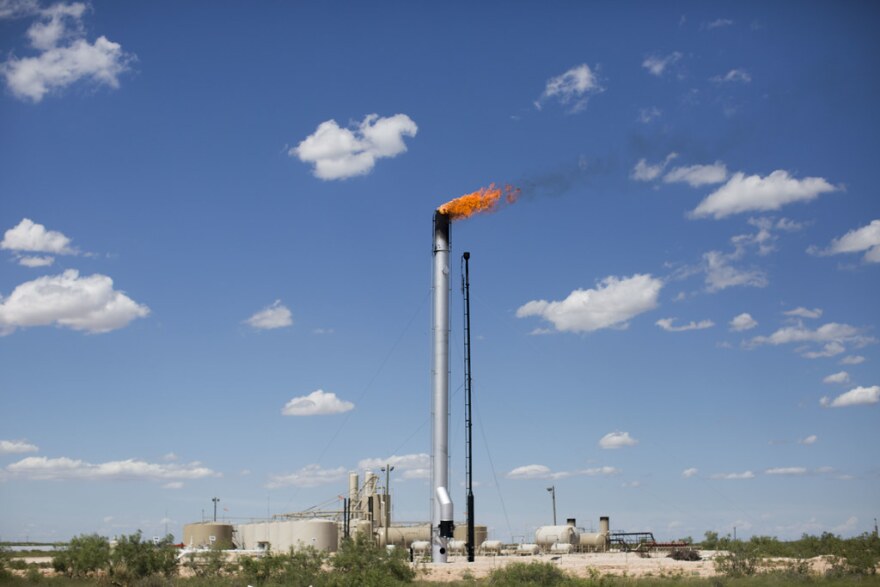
[437,183,520,221]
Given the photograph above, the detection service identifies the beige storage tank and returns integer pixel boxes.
[183,523,234,550]
[480,540,503,554]
[447,539,467,554]
[453,524,488,547]
[289,519,337,552]
[550,542,574,554]
[535,525,579,548]
[378,524,430,548]
[516,543,539,556]
[410,541,431,555]
[579,532,610,552]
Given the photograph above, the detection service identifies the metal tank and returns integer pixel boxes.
[453,524,487,547]
[378,524,431,548]
[516,543,539,556]
[535,525,579,548]
[183,523,234,549]
[289,519,337,552]
[480,540,503,555]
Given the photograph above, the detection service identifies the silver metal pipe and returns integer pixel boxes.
[432,211,451,563]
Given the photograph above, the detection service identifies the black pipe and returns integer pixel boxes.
[462,251,475,562]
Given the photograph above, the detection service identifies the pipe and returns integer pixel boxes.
[432,211,452,562]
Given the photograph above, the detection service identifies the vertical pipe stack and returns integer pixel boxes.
[432,211,452,563]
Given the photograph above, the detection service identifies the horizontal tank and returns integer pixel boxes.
[480,540,503,554]
[516,543,539,556]
[410,541,431,554]
[535,525,579,547]
[377,524,430,547]
[447,539,466,554]
[550,543,574,554]
[183,523,234,550]
[579,532,610,552]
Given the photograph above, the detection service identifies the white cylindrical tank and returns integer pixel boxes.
[516,543,539,556]
[535,525,579,547]
[411,541,431,554]
[447,539,466,554]
[183,523,234,549]
[480,540,503,554]
[579,532,610,552]
[289,519,338,552]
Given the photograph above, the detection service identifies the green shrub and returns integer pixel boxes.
[51,534,110,578]
[109,532,177,586]
[328,534,414,586]
[486,561,572,586]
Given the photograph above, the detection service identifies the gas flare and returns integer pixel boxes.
[437,183,519,220]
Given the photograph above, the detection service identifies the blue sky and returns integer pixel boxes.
[1,1,878,543]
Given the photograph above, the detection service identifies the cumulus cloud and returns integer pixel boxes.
[682,467,698,478]
[823,371,850,385]
[5,456,217,481]
[690,170,839,219]
[711,471,755,480]
[703,250,767,292]
[730,313,757,331]
[748,322,874,359]
[808,219,880,263]
[820,385,880,408]
[535,64,603,113]
[784,307,822,319]
[516,274,662,333]
[599,431,638,449]
[358,453,429,480]
[840,355,865,365]
[0,439,39,454]
[711,69,751,83]
[506,464,619,480]
[267,464,347,488]
[0,270,149,336]
[18,255,55,267]
[282,389,354,416]
[663,162,728,187]
[291,113,417,180]
[2,218,76,254]
[638,106,661,123]
[642,52,682,76]
[244,300,292,330]
[656,317,714,332]
[631,152,677,181]
[798,435,818,445]
[1,3,133,102]
[0,0,40,19]
[765,467,807,476]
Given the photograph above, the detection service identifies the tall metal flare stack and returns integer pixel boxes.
[431,211,454,563]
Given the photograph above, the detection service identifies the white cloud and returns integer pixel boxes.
[656,317,714,332]
[631,152,677,181]
[281,389,354,416]
[711,69,751,83]
[2,218,76,254]
[267,464,347,489]
[0,0,40,19]
[809,219,880,263]
[690,170,839,219]
[784,307,822,319]
[516,274,662,333]
[0,269,150,336]
[765,467,807,476]
[2,2,133,103]
[711,471,755,480]
[162,482,183,490]
[358,453,429,478]
[840,355,865,365]
[0,439,39,454]
[703,250,767,292]
[682,467,698,478]
[506,464,618,480]
[706,18,734,29]
[18,255,55,267]
[642,52,682,76]
[663,162,728,187]
[638,106,661,123]
[823,371,850,385]
[798,435,818,445]
[291,113,417,180]
[5,456,217,481]
[535,64,603,113]
[730,313,757,331]
[820,385,880,408]
[244,300,292,330]
[749,322,873,359]
[599,431,638,449]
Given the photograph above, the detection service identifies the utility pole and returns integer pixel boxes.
[462,251,475,562]
[547,486,557,526]
[212,497,219,522]
[381,465,394,548]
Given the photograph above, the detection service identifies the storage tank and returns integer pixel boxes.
[516,543,539,556]
[289,519,338,552]
[411,541,431,555]
[183,523,234,549]
[535,525,579,548]
[480,540,503,555]
[550,543,574,554]
[377,524,430,547]
[447,539,466,554]
[453,524,488,547]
